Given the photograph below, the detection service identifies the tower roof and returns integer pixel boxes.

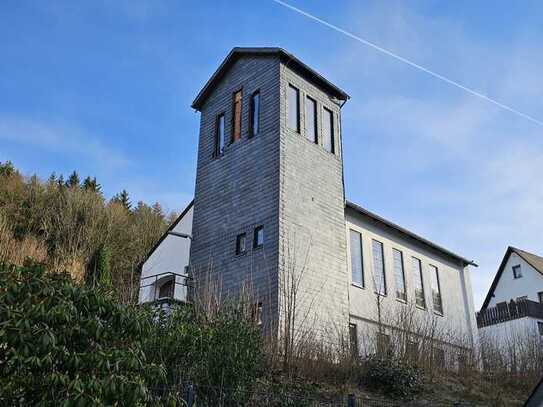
[191,47,350,111]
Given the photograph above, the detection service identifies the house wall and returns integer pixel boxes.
[190,55,282,325]
[277,61,350,341]
[139,205,193,303]
[487,252,543,307]
[345,208,479,351]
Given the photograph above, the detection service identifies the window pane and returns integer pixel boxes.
[217,114,225,154]
[350,230,364,286]
[430,265,443,314]
[372,240,386,295]
[251,91,260,137]
[412,257,425,308]
[254,226,264,248]
[232,90,242,141]
[288,85,300,132]
[236,233,246,255]
[305,96,317,143]
[393,249,406,301]
[322,107,334,153]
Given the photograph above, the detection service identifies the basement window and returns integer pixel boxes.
[253,225,264,249]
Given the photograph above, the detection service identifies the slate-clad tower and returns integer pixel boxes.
[190,48,350,338]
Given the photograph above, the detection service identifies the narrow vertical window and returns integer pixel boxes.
[372,240,386,295]
[215,113,225,156]
[350,229,364,287]
[322,107,334,153]
[236,233,246,255]
[232,90,242,142]
[253,225,264,249]
[412,257,426,308]
[288,85,300,132]
[430,265,443,314]
[249,90,260,137]
[349,323,358,357]
[305,96,317,143]
[512,265,522,279]
[393,249,407,302]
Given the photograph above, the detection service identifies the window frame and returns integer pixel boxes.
[157,276,174,300]
[287,84,300,133]
[412,256,426,309]
[235,232,247,256]
[249,89,261,138]
[349,229,364,288]
[513,264,522,279]
[372,239,387,296]
[231,88,243,143]
[393,248,407,302]
[253,225,264,249]
[322,106,335,154]
[305,95,318,143]
[215,112,226,157]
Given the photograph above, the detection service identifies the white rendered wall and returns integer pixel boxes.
[139,205,193,303]
[346,210,479,351]
[487,252,543,307]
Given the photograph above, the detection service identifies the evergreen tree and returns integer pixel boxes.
[0,161,16,177]
[57,174,65,190]
[86,245,112,289]
[47,172,57,185]
[112,189,131,211]
[82,176,101,193]
[66,170,80,189]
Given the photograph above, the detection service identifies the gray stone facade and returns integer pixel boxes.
[190,49,350,338]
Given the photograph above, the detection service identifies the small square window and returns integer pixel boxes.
[513,265,522,279]
[236,233,246,255]
[253,226,264,249]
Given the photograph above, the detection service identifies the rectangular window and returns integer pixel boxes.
[253,302,263,325]
[288,85,300,132]
[215,113,226,156]
[235,233,246,255]
[322,107,334,153]
[538,322,543,336]
[305,96,317,143]
[349,323,358,357]
[539,292,543,304]
[350,229,364,287]
[253,225,264,249]
[376,332,391,356]
[393,249,407,302]
[412,257,426,308]
[372,240,386,295]
[430,265,443,314]
[513,265,522,279]
[231,90,242,142]
[249,90,260,137]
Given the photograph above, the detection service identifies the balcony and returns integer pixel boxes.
[476,299,543,328]
[139,272,192,309]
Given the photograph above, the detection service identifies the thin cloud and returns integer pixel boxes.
[0,115,130,168]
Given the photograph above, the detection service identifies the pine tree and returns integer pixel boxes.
[66,171,80,189]
[82,176,102,193]
[112,189,131,211]
[57,174,65,190]
[86,245,112,289]
[48,172,57,185]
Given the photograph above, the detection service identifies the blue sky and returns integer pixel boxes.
[1,0,543,307]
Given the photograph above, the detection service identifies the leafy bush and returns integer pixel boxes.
[149,303,264,406]
[0,262,165,406]
[363,355,424,398]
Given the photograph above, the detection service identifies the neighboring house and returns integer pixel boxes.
[139,201,193,306]
[477,246,543,344]
[139,47,479,361]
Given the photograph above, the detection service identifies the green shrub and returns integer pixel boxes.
[0,262,165,406]
[363,355,424,398]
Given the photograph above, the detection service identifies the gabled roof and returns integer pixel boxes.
[138,200,194,271]
[191,47,350,110]
[346,200,477,268]
[481,246,543,310]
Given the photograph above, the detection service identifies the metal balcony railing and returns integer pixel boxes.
[140,271,192,306]
[476,299,543,328]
